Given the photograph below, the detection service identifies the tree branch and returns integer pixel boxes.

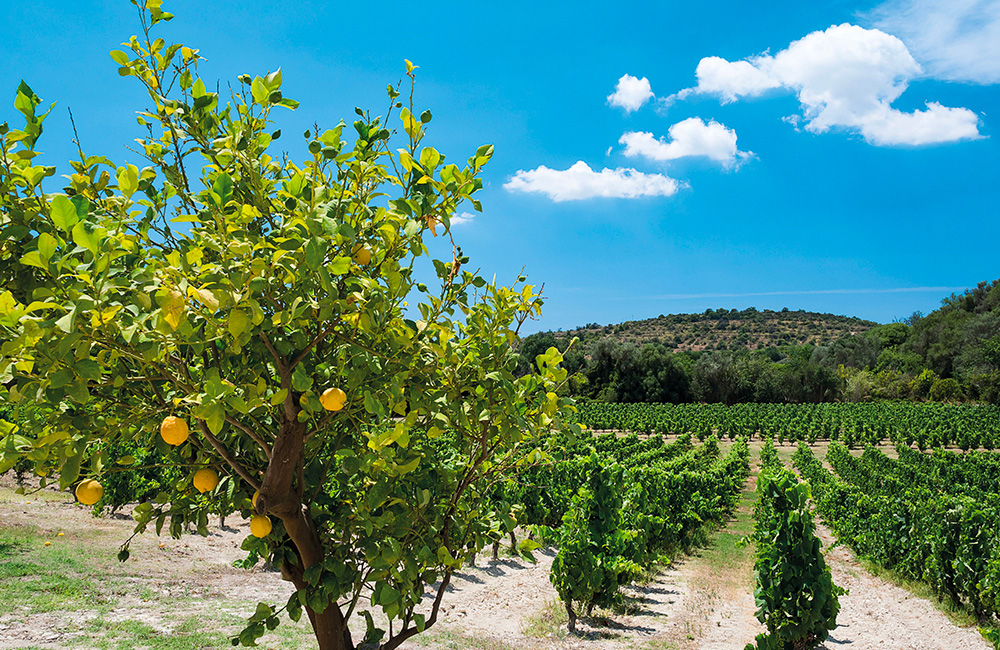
[196,420,261,490]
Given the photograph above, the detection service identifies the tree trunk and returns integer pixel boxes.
[278,501,353,650]
[259,418,354,650]
[492,540,500,561]
[509,530,517,553]
[565,600,577,633]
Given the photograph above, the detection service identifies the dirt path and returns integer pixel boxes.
[813,523,991,650]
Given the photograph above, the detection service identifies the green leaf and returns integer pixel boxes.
[159,290,185,330]
[19,251,45,270]
[213,173,233,206]
[73,358,102,381]
[55,307,77,333]
[229,309,250,338]
[71,221,101,254]
[116,164,139,197]
[109,50,130,65]
[37,232,57,264]
[304,238,326,268]
[328,256,351,275]
[291,366,313,392]
[59,442,86,489]
[250,77,268,104]
[201,401,225,435]
[50,195,79,232]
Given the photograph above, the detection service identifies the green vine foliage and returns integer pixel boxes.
[549,452,639,631]
[748,462,844,650]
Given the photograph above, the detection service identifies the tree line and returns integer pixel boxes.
[518,279,1000,404]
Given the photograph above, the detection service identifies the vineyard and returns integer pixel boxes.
[576,401,1000,449]
[794,441,1000,628]
[482,431,751,630]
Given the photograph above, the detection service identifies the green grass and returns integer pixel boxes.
[414,628,521,650]
[522,598,569,639]
[79,616,234,650]
[0,521,320,649]
[0,525,110,615]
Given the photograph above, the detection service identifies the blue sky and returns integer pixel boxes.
[2,1,998,333]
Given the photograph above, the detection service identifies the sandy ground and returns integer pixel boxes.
[0,465,993,650]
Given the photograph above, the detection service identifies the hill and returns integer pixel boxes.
[556,307,876,353]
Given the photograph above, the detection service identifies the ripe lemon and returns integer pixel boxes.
[352,246,372,266]
[320,387,347,411]
[75,479,103,505]
[193,468,219,493]
[251,490,259,509]
[250,515,272,538]
[160,416,189,445]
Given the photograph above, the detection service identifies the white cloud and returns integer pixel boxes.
[450,212,476,226]
[619,117,752,166]
[867,0,1000,84]
[504,161,681,202]
[673,23,983,146]
[860,102,982,145]
[675,57,781,103]
[607,74,654,112]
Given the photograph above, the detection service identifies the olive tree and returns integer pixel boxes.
[0,3,578,649]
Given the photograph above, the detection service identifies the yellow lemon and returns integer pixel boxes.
[44,541,51,546]
[250,515,272,538]
[57,532,64,537]
[251,490,259,509]
[352,246,372,266]
[320,387,347,412]
[160,416,189,445]
[193,468,219,493]
[75,479,103,505]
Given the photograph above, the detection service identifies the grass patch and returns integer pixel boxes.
[80,615,235,650]
[0,524,109,615]
[522,598,569,639]
[414,628,521,650]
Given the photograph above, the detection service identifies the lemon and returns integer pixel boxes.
[250,515,272,538]
[352,246,372,265]
[160,416,189,445]
[193,468,219,493]
[252,490,259,509]
[320,387,347,412]
[75,479,103,505]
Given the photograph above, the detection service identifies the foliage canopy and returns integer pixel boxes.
[0,3,579,649]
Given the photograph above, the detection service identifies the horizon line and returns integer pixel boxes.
[620,286,969,301]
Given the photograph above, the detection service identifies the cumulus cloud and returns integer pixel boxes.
[450,212,476,226]
[860,102,983,145]
[504,161,681,202]
[675,57,781,103]
[673,23,982,146]
[867,0,1000,84]
[607,74,654,112]
[619,117,752,166]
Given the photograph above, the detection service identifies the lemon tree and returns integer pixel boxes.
[0,3,579,649]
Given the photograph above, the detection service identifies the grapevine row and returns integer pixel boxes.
[576,402,1000,449]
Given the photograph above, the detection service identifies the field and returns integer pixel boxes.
[2,430,996,650]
